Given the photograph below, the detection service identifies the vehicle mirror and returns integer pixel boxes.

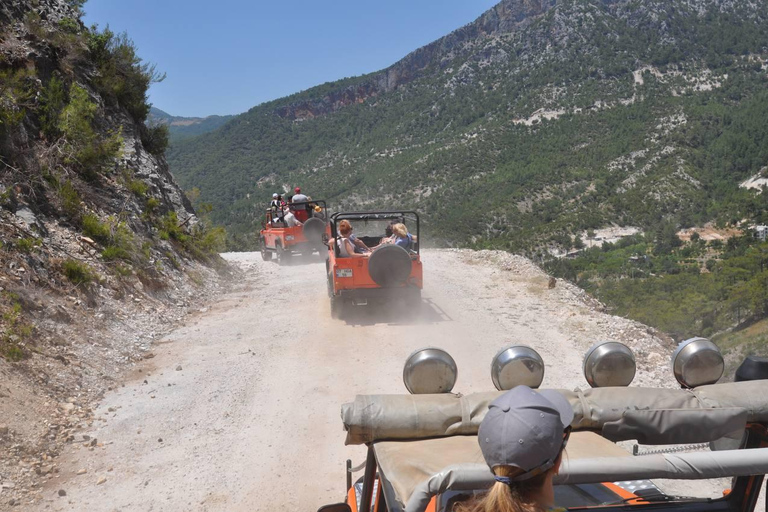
[490,345,544,390]
[583,341,636,388]
[403,347,458,394]
[317,504,352,512]
[671,337,724,388]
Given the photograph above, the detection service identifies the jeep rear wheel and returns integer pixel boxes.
[276,244,285,266]
[260,238,272,261]
[330,294,342,319]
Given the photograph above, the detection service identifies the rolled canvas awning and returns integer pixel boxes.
[342,381,768,445]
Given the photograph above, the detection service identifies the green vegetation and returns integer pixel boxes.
[81,213,136,262]
[39,75,67,137]
[0,68,34,132]
[59,84,124,180]
[141,123,170,156]
[58,180,82,219]
[15,237,41,254]
[62,259,95,284]
[87,27,165,122]
[546,232,768,342]
[713,317,768,373]
[0,294,34,362]
[128,178,149,197]
[155,211,226,261]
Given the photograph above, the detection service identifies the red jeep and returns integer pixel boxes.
[259,200,329,265]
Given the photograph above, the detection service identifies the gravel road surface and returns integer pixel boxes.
[27,249,744,511]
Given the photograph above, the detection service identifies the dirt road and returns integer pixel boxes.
[29,249,678,511]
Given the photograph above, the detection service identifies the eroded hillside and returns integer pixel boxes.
[0,1,232,505]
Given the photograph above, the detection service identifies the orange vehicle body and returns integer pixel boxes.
[327,251,423,296]
[326,211,422,317]
[343,477,640,512]
[259,201,330,264]
[260,221,309,250]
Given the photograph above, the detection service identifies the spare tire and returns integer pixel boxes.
[368,244,412,287]
[303,217,326,242]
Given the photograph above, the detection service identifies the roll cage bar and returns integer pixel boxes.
[356,423,768,512]
[265,199,328,214]
[329,211,420,255]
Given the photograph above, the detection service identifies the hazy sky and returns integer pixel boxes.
[83,0,499,117]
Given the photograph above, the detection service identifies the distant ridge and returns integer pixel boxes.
[149,107,234,142]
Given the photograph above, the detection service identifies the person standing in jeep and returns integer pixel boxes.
[291,187,310,222]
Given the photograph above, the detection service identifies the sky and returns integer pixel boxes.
[83,0,500,118]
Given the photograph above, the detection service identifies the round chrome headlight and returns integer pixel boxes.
[403,348,458,394]
[583,341,636,388]
[671,337,724,388]
[490,345,545,391]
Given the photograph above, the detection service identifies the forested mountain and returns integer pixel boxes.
[168,0,768,253]
[149,106,233,142]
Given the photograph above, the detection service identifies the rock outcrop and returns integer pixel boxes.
[0,2,232,507]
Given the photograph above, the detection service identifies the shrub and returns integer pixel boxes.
[40,75,67,137]
[87,27,165,122]
[145,197,160,215]
[15,237,40,253]
[141,123,169,156]
[0,68,34,132]
[128,179,149,197]
[58,84,124,180]
[1,295,33,362]
[81,213,111,243]
[58,18,80,34]
[113,263,132,276]
[59,180,82,218]
[102,245,130,261]
[62,259,94,284]
[157,211,188,243]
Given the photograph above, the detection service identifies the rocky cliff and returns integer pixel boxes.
[0,1,230,505]
[274,0,557,120]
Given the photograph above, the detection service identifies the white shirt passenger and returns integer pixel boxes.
[284,210,302,227]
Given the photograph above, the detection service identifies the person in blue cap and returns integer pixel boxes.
[457,385,573,512]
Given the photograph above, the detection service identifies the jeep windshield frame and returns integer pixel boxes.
[330,211,420,255]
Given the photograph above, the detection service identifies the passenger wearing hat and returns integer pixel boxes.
[457,385,573,512]
[270,193,281,210]
[291,187,310,222]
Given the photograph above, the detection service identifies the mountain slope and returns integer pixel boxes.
[167,0,768,251]
[0,1,230,502]
[149,106,234,142]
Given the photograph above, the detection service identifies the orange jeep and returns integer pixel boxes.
[326,211,422,318]
[259,200,329,265]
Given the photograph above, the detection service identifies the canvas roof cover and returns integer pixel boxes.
[374,432,630,512]
[343,381,767,445]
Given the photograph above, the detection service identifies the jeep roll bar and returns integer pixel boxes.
[329,211,420,254]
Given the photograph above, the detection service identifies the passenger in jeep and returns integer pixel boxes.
[282,206,303,227]
[456,386,572,512]
[392,223,415,250]
[291,187,310,222]
[337,220,369,258]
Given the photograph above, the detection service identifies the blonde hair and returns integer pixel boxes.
[392,223,408,238]
[338,220,352,237]
[455,453,563,512]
